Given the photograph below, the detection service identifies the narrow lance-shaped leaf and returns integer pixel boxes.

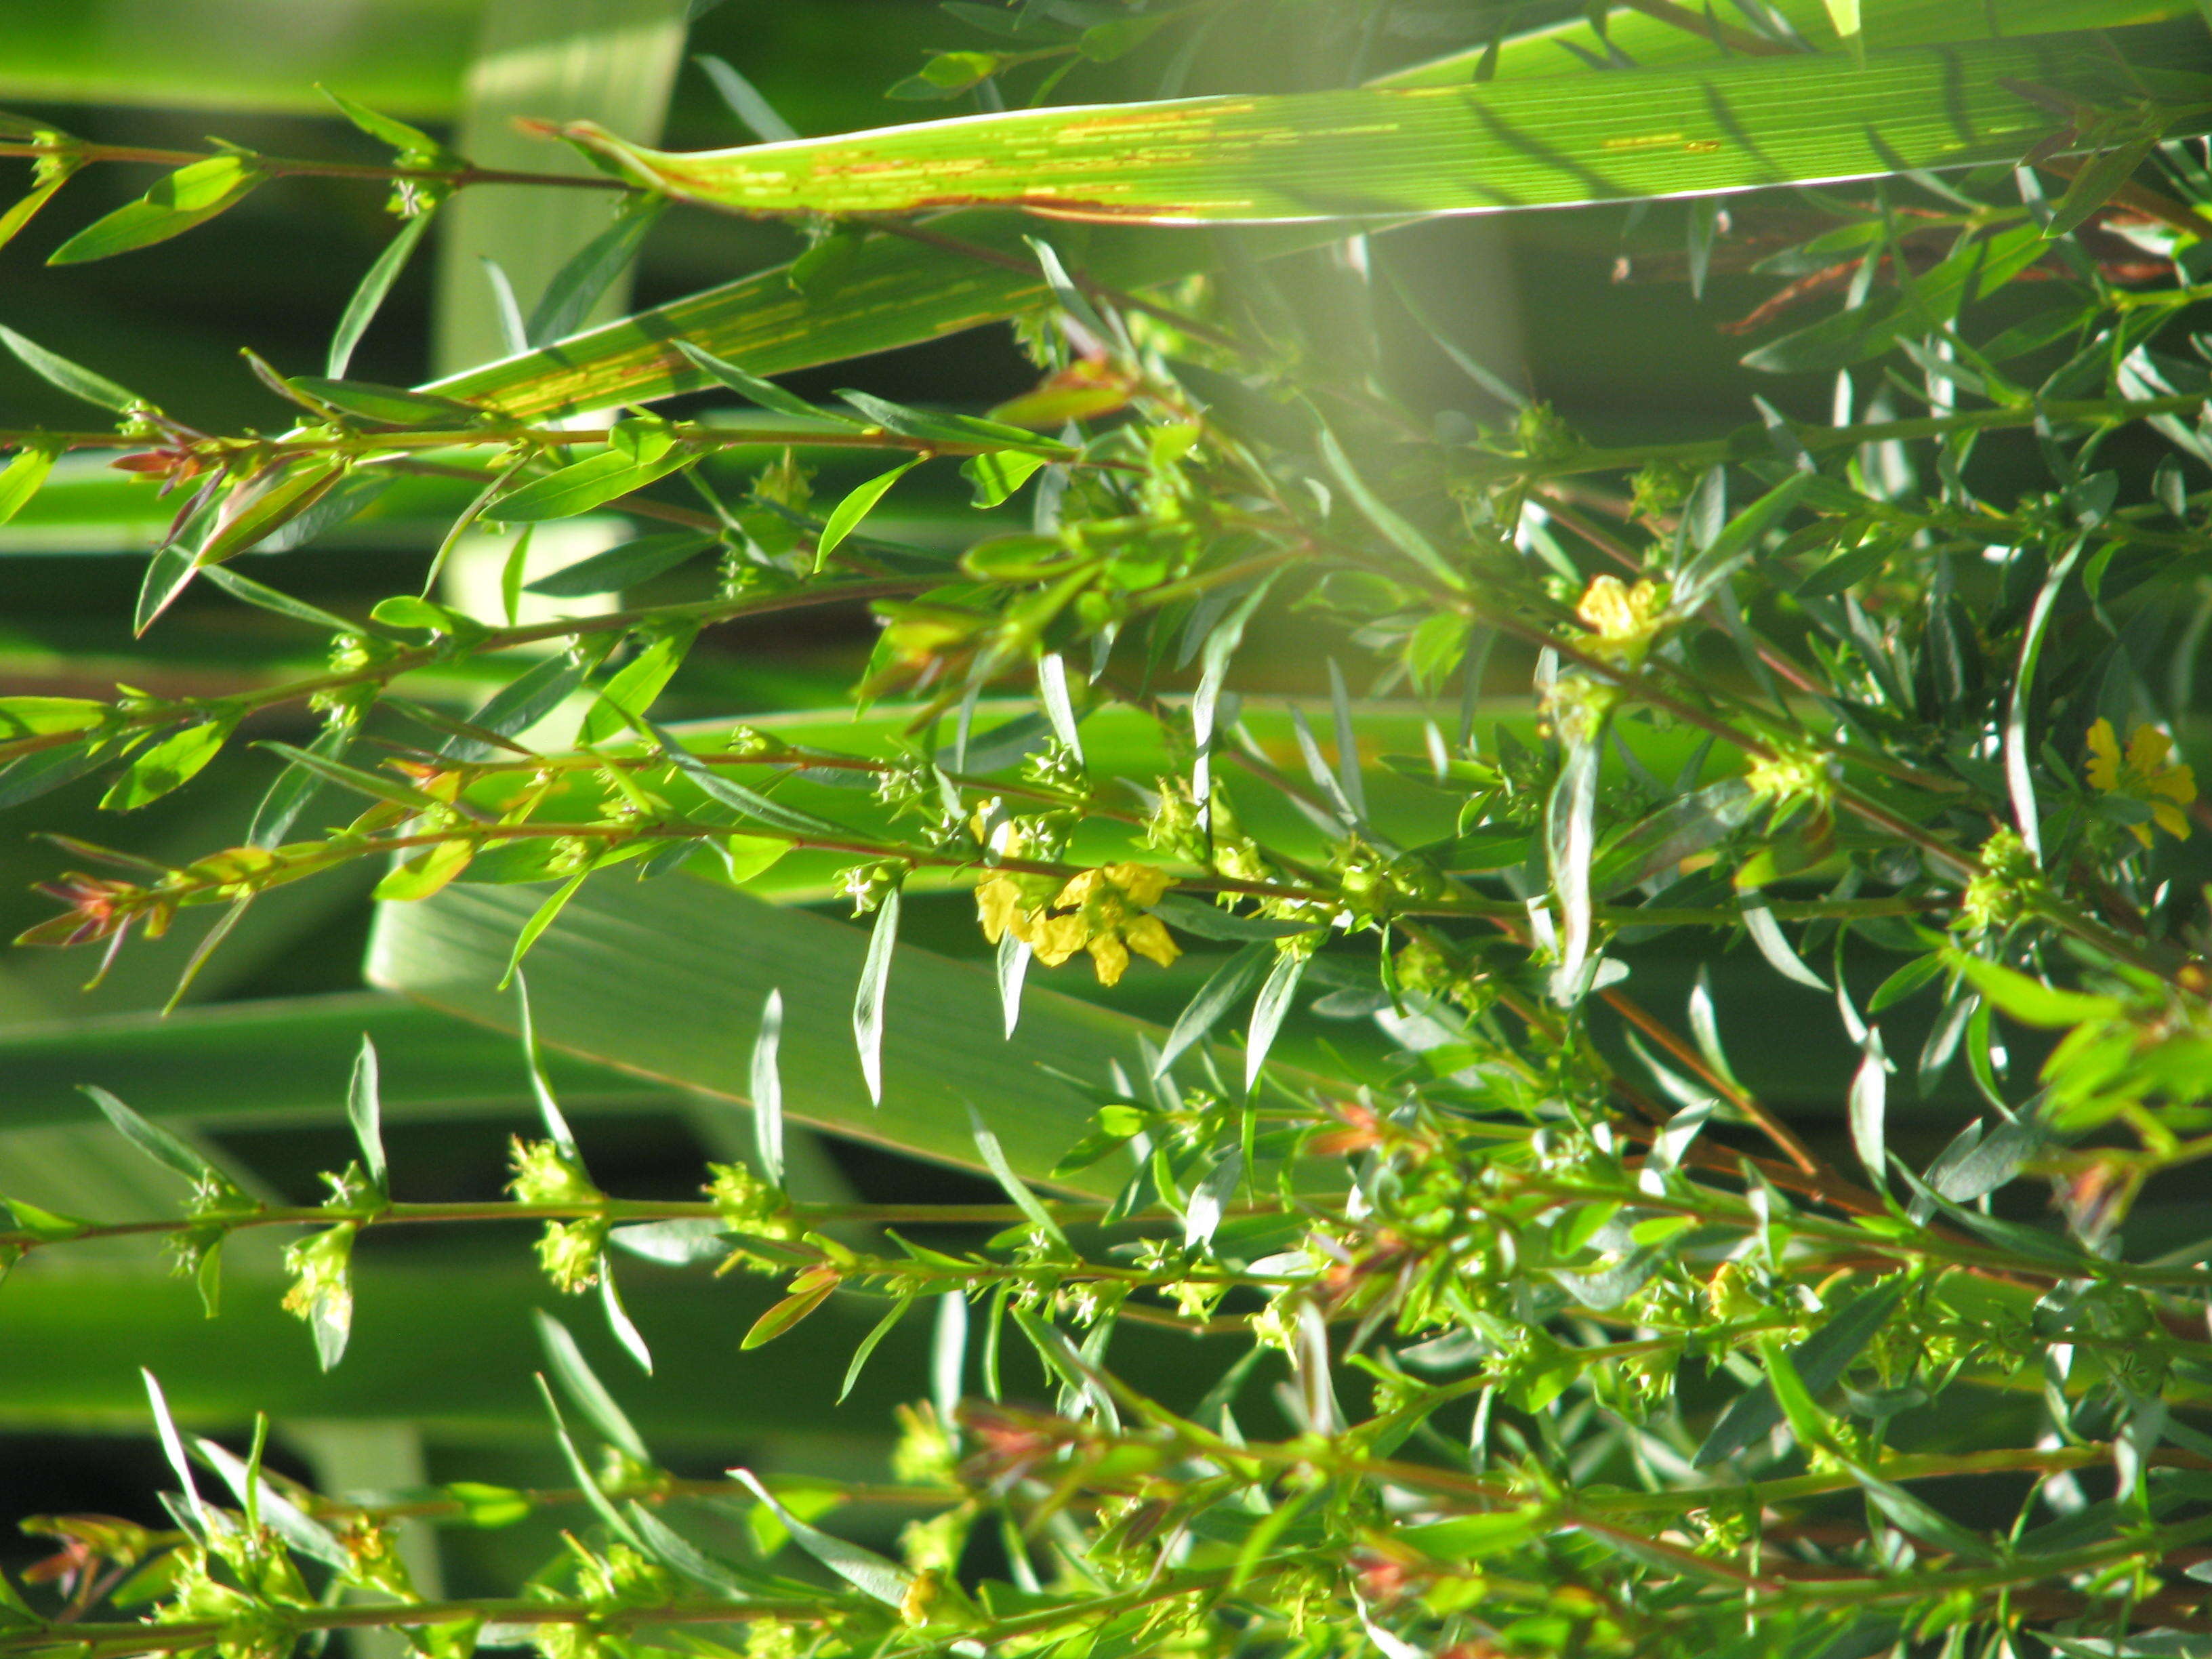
[0,444,57,527]
[854,886,901,1106]
[1037,653,1084,762]
[1156,941,1273,1078]
[1738,893,1828,991]
[693,54,801,144]
[838,1296,915,1405]
[0,324,147,413]
[141,1370,207,1532]
[1849,1029,1889,1189]
[49,155,267,265]
[1326,659,1366,819]
[534,1375,645,1549]
[968,1104,1069,1250]
[327,210,436,380]
[1245,949,1309,1092]
[1694,1279,1907,1467]
[534,1311,652,1460]
[932,1290,967,1424]
[750,989,785,1189]
[529,198,670,349]
[348,1035,386,1192]
[672,339,864,424]
[501,874,591,991]
[815,459,920,571]
[729,1468,911,1605]
[193,1437,350,1570]
[996,928,1031,1039]
[1547,716,1601,1004]
[2008,540,2086,862]
[83,1084,218,1185]
[515,973,581,1154]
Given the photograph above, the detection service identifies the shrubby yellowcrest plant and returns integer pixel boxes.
[6,4,2212,1659]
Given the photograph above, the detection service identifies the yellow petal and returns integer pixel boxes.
[975,876,1021,945]
[2131,821,2155,848]
[1086,932,1129,987]
[2127,723,2172,774]
[1031,914,1086,967]
[2149,762,2197,806]
[1103,861,1172,907]
[1123,915,1181,970]
[2085,718,2122,792]
[2155,802,2192,841]
[1052,869,1102,910]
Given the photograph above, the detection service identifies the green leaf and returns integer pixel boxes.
[835,390,1046,449]
[649,720,848,837]
[529,198,669,348]
[556,35,2119,225]
[1155,941,1273,1078]
[741,1282,836,1349]
[533,1375,646,1549]
[1316,425,1458,590]
[692,53,800,145]
[750,989,785,1190]
[1147,896,1313,942]
[319,85,457,165]
[2045,135,2164,239]
[963,449,1048,508]
[815,459,920,571]
[140,1369,207,1530]
[1244,950,1307,1092]
[533,1311,652,1462]
[1738,895,1828,991]
[838,1296,915,1404]
[523,531,717,597]
[193,1436,350,1569]
[48,155,267,264]
[253,740,443,811]
[449,642,608,761]
[1840,1457,1996,1559]
[487,448,694,523]
[196,460,349,568]
[1848,1031,1887,1187]
[199,564,359,636]
[1947,951,2124,1028]
[0,157,81,254]
[0,694,107,743]
[290,375,480,427]
[0,323,147,412]
[1694,1280,1906,1467]
[731,1468,912,1605]
[342,1033,388,1194]
[854,886,901,1107]
[101,719,233,811]
[326,210,436,380]
[500,874,589,992]
[672,340,863,424]
[81,1084,224,1203]
[580,626,699,746]
[968,1103,1069,1250]
[0,443,57,526]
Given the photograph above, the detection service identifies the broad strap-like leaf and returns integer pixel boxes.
[553,34,2173,226]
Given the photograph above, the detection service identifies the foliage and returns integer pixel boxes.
[7,3,2212,1658]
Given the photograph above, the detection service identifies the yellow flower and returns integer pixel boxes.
[976,861,1181,986]
[1574,574,1668,668]
[2085,718,2196,846]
